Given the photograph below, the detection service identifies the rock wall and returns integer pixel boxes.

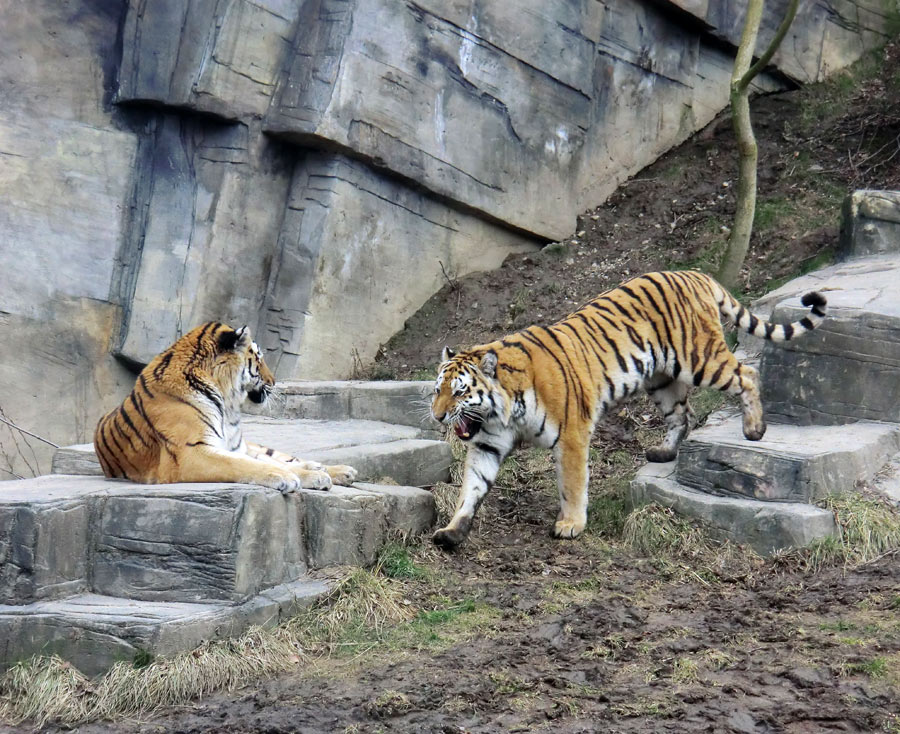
[0,0,892,477]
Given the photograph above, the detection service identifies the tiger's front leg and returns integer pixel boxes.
[245,441,357,490]
[553,433,590,539]
[433,441,508,550]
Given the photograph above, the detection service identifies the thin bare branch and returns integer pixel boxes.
[0,414,60,448]
[740,0,801,90]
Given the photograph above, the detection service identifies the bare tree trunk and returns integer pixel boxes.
[717,0,800,290]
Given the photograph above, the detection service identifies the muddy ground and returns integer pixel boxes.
[17,40,900,734]
[65,488,900,734]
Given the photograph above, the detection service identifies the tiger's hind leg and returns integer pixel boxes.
[691,349,765,441]
[645,377,693,462]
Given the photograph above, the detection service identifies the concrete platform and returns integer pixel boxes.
[0,580,327,677]
[0,475,435,606]
[752,253,900,425]
[676,417,900,502]
[629,462,837,556]
[52,417,452,487]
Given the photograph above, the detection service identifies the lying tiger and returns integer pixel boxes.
[430,270,826,549]
[94,322,357,491]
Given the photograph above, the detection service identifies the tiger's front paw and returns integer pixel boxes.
[326,464,358,486]
[432,526,467,550]
[299,469,332,491]
[264,469,302,493]
[552,518,585,539]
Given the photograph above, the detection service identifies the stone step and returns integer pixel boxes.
[52,417,452,488]
[749,252,900,426]
[676,415,900,503]
[245,380,439,430]
[0,580,328,677]
[0,475,435,606]
[629,462,837,556]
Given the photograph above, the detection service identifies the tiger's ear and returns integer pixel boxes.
[480,351,498,379]
[441,346,456,362]
[218,325,251,352]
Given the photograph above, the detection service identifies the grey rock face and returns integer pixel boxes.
[0,474,435,606]
[0,580,328,677]
[247,380,439,431]
[838,190,900,259]
[757,254,900,425]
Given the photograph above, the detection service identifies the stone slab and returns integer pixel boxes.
[838,190,900,259]
[0,485,90,605]
[629,462,837,556]
[676,417,900,502]
[873,453,900,506]
[307,440,452,489]
[0,475,436,604]
[357,482,438,539]
[0,579,328,677]
[246,380,439,430]
[53,417,451,487]
[752,254,900,425]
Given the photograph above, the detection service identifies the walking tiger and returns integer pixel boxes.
[429,270,826,548]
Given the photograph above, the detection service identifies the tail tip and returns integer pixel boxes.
[801,291,827,309]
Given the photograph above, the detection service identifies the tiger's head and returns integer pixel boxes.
[432,347,511,440]
[206,324,276,404]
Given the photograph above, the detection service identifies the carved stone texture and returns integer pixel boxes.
[757,253,900,425]
[260,152,536,378]
[0,580,327,676]
[245,380,440,430]
[838,190,900,259]
[117,0,301,119]
[675,417,900,502]
[0,476,96,605]
[0,474,436,604]
[115,115,294,366]
[265,0,705,239]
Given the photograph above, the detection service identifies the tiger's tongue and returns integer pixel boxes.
[454,417,470,438]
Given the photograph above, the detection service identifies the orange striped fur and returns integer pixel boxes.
[430,270,827,548]
[94,322,357,491]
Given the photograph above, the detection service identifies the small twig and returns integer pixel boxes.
[0,415,59,448]
[0,466,25,480]
[438,260,459,291]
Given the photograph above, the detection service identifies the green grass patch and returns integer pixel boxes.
[378,542,430,581]
[753,196,793,231]
[842,656,890,679]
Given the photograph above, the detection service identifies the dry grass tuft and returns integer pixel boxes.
[0,628,303,727]
[778,492,900,572]
[286,566,415,654]
[623,503,717,559]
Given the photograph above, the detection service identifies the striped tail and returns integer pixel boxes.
[715,286,827,342]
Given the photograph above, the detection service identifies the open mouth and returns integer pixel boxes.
[453,415,483,441]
